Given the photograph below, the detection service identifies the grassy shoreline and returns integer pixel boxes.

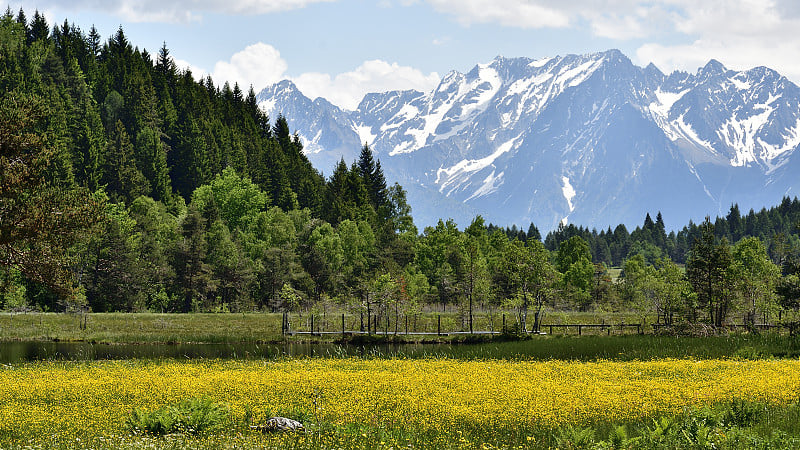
[0,311,661,345]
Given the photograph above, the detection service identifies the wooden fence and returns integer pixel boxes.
[284,312,799,338]
[284,312,645,337]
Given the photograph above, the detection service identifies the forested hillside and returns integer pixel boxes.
[1,9,799,328]
[0,9,411,313]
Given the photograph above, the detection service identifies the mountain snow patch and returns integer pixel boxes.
[561,176,576,212]
[722,106,773,167]
[650,89,688,118]
[435,136,521,195]
[762,118,800,172]
[466,170,505,201]
[729,76,751,91]
[258,99,276,117]
[355,124,376,146]
[529,57,552,68]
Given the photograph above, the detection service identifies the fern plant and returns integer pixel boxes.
[128,398,230,435]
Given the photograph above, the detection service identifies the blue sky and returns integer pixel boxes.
[10,0,800,109]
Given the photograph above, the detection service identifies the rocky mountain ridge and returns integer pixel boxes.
[257,49,800,231]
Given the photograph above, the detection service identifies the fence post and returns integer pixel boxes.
[502,314,506,333]
[437,315,441,336]
[342,313,345,338]
[549,324,553,335]
[578,325,582,336]
[311,315,314,336]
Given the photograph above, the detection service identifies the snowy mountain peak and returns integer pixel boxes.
[701,59,728,76]
[257,50,800,230]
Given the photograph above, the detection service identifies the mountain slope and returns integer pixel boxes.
[258,50,800,230]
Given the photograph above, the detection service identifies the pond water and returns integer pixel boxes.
[0,340,465,363]
[3,334,776,363]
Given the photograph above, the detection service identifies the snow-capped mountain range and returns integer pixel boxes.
[257,49,800,231]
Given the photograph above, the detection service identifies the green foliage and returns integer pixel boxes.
[721,398,766,428]
[278,282,302,312]
[687,220,734,326]
[731,237,781,324]
[190,167,269,231]
[0,267,26,309]
[128,397,230,436]
[555,424,595,449]
[0,93,105,301]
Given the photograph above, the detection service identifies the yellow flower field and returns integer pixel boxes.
[1,358,799,445]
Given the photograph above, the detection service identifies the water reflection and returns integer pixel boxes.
[0,340,455,363]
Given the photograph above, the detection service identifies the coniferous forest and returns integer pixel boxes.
[2,9,800,329]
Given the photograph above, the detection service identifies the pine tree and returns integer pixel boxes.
[156,42,176,80]
[87,26,101,59]
[103,120,148,203]
[357,144,389,221]
[15,8,26,30]
[27,10,48,43]
[526,223,541,241]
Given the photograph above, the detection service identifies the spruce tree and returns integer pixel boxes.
[103,120,148,203]
[27,10,48,43]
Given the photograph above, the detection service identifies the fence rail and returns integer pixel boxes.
[284,313,800,338]
[545,323,641,336]
[283,312,648,337]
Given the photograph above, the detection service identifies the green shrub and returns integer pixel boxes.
[721,398,765,428]
[128,398,230,435]
[554,424,595,449]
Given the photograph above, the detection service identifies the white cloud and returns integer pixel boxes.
[293,60,440,110]
[212,43,289,90]
[585,4,675,40]
[208,43,440,109]
[426,0,570,28]
[633,0,800,82]
[16,0,333,23]
[174,58,208,79]
[423,0,800,83]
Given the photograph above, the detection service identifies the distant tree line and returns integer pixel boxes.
[492,201,800,268]
[1,9,799,330]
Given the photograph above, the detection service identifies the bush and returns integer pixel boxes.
[721,398,765,428]
[554,424,595,449]
[128,397,230,435]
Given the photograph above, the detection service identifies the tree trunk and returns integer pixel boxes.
[469,292,473,334]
